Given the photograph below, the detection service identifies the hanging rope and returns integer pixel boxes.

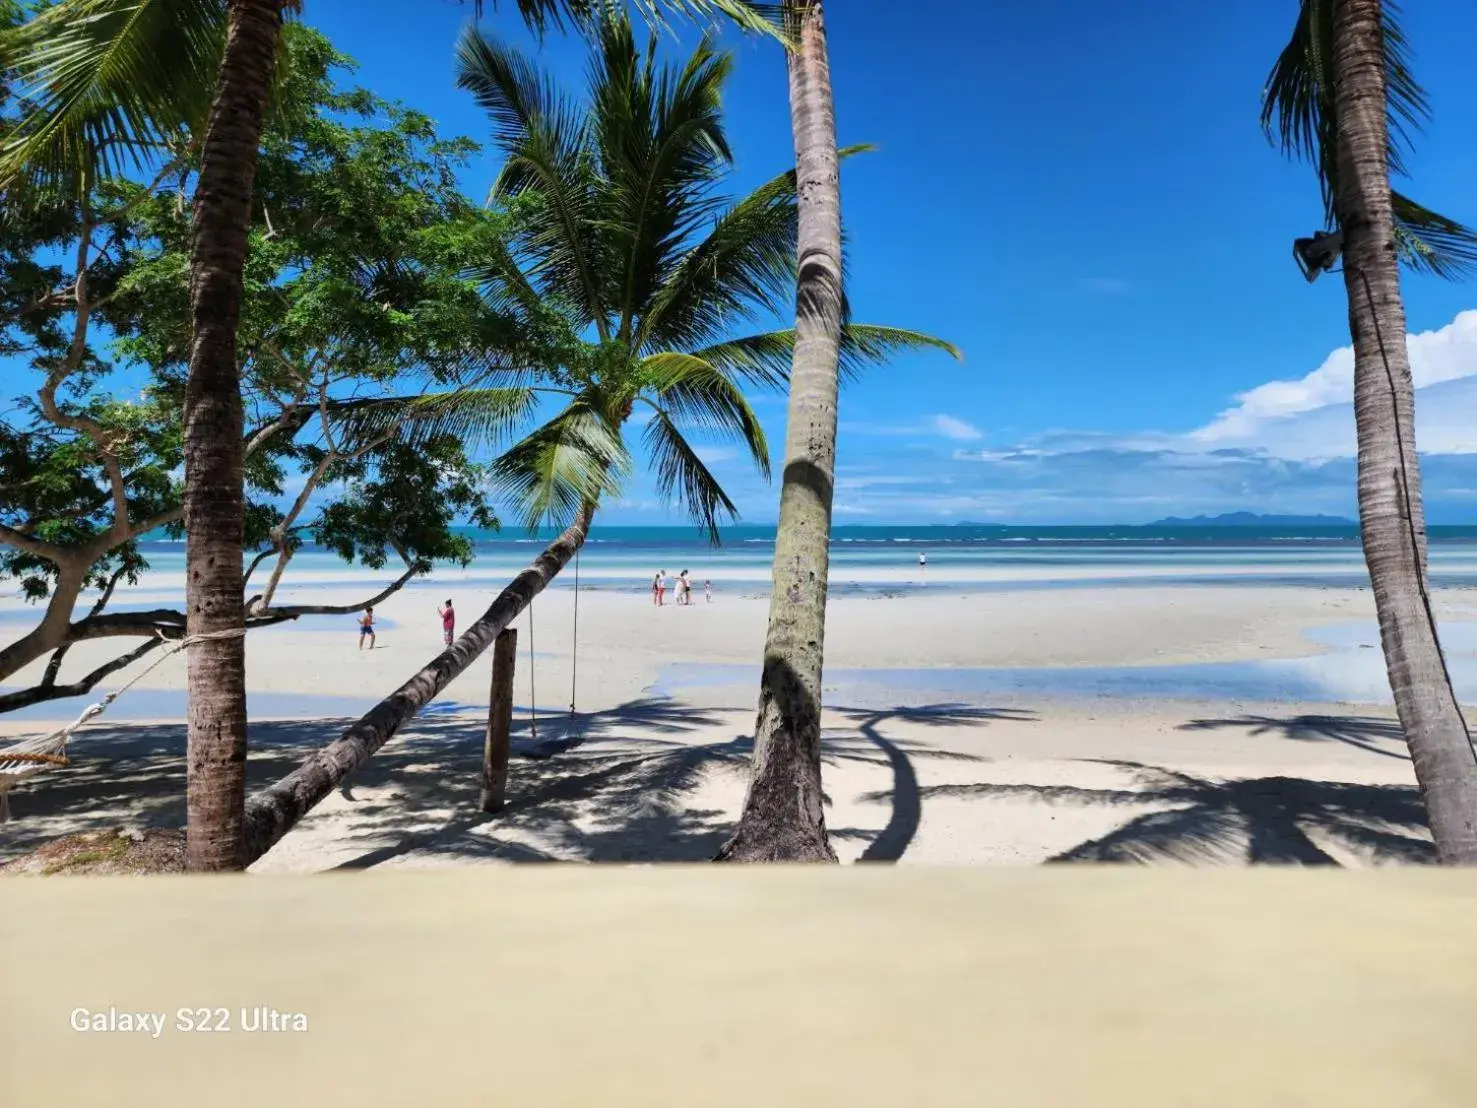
[527,596,537,745]
[570,547,580,716]
[0,626,247,821]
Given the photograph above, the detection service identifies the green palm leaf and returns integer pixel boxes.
[589,16,735,337]
[455,24,610,337]
[486,0,785,41]
[331,387,542,452]
[1392,190,1477,279]
[636,143,874,352]
[0,0,227,190]
[640,352,768,478]
[490,401,632,530]
[693,324,962,390]
[642,407,737,544]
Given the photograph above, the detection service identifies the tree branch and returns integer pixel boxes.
[0,520,67,562]
[32,561,133,692]
[242,544,281,592]
[0,637,167,714]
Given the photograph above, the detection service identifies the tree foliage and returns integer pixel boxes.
[0,23,518,708]
[360,14,957,545]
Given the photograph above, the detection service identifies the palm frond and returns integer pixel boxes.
[589,16,736,338]
[489,401,632,530]
[1261,0,1429,217]
[627,0,786,41]
[692,323,962,390]
[477,0,787,42]
[641,406,738,544]
[1392,190,1477,279]
[455,24,610,336]
[331,388,541,452]
[0,0,227,190]
[640,352,767,478]
[635,143,873,351]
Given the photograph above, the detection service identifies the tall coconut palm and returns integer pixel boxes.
[1263,0,1477,861]
[234,14,956,863]
[0,0,784,871]
[716,0,845,862]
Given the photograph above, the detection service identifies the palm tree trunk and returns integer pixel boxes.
[1332,0,1477,862]
[240,507,593,865]
[182,0,285,872]
[716,0,841,863]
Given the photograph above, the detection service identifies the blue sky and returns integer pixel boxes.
[14,0,1477,525]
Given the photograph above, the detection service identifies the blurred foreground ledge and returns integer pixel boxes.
[2,867,1474,1107]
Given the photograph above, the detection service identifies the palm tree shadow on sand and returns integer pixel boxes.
[1177,713,1410,762]
[913,759,1433,865]
[326,700,1021,868]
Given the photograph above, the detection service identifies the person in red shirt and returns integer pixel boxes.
[438,600,455,646]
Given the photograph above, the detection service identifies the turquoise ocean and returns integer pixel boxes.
[7,523,1477,719]
[130,521,1477,596]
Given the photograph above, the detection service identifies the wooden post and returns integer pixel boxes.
[479,629,517,813]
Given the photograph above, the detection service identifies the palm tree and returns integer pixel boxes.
[716,0,847,862]
[0,0,784,871]
[234,15,955,864]
[1263,0,1477,862]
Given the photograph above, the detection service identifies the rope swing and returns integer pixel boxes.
[527,594,537,745]
[570,548,580,717]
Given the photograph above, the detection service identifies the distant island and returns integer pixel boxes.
[1145,512,1356,527]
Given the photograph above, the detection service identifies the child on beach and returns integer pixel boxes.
[439,600,455,646]
[359,607,376,650]
[704,579,712,603]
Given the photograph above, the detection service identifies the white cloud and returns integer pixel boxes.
[1193,309,1477,447]
[1083,277,1131,296]
[932,414,982,441]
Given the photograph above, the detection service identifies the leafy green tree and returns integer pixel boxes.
[1263,0,1477,861]
[235,15,957,862]
[0,26,507,714]
[0,0,785,872]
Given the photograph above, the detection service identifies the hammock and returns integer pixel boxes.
[0,628,244,822]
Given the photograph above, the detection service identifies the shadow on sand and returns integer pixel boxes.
[0,705,1428,867]
[1178,713,1410,762]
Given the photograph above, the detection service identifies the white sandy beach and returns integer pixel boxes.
[5,563,1474,871]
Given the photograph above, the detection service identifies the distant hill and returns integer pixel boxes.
[1147,512,1356,527]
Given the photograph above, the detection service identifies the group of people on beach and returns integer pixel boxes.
[355,550,920,646]
[653,569,709,606]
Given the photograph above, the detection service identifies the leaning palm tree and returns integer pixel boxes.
[233,15,956,863]
[0,0,784,871]
[1263,0,1477,862]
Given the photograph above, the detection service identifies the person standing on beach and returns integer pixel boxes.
[919,552,927,570]
[704,579,712,604]
[652,572,662,605]
[359,607,376,650]
[438,600,455,646]
[679,569,691,605]
[657,570,668,606]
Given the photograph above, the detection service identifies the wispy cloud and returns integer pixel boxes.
[1082,277,1132,296]
[933,414,982,441]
